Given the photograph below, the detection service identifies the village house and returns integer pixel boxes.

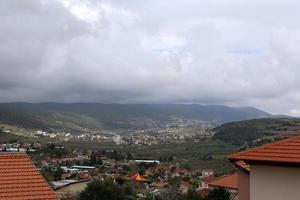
[228,135,300,200]
[201,169,214,178]
[179,181,193,193]
[207,173,238,200]
[0,152,57,200]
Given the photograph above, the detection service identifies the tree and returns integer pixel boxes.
[167,176,182,186]
[96,156,103,165]
[138,165,146,175]
[90,152,97,166]
[53,167,63,181]
[79,179,136,200]
[185,189,203,200]
[205,188,230,200]
[158,186,184,200]
[127,152,134,160]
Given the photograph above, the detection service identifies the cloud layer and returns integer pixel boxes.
[1,0,300,115]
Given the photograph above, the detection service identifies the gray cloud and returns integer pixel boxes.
[1,0,300,115]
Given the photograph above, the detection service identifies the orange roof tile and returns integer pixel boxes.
[228,135,300,166]
[208,173,238,190]
[0,153,57,200]
[235,161,250,172]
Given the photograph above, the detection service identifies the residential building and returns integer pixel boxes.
[228,135,300,200]
[208,173,238,200]
[179,181,193,193]
[201,169,214,177]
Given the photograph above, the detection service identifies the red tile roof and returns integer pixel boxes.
[228,135,300,166]
[0,153,57,200]
[235,161,250,172]
[208,173,238,190]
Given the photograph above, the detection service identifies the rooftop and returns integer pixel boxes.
[128,173,148,182]
[228,135,300,167]
[208,173,238,190]
[235,161,250,172]
[0,153,57,200]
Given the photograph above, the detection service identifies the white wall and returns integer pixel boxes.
[251,165,300,200]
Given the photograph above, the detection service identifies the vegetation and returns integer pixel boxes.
[64,139,236,174]
[78,179,136,200]
[205,188,230,200]
[63,178,231,200]
[0,128,41,144]
[213,118,300,146]
[185,189,203,200]
[0,102,270,130]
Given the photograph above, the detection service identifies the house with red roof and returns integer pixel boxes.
[0,152,57,200]
[228,135,300,200]
[207,173,238,200]
[179,181,193,193]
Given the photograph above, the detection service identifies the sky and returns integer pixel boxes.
[1,0,300,115]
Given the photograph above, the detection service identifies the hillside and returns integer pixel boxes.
[0,103,271,131]
[213,118,300,146]
[0,128,43,144]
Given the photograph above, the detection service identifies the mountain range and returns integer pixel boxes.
[0,102,271,131]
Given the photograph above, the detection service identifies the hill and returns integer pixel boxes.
[0,103,271,131]
[213,118,300,146]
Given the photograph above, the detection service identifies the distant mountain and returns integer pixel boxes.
[0,103,271,131]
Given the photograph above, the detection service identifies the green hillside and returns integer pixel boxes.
[0,128,39,144]
[213,118,300,146]
[0,104,103,132]
[0,103,271,131]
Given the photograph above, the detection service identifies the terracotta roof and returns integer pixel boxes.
[228,135,300,166]
[208,173,238,190]
[0,153,57,200]
[235,161,250,172]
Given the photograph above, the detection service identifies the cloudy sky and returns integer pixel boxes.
[1,0,300,115]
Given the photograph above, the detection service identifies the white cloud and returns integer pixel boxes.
[0,0,300,115]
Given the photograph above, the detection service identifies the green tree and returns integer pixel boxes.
[90,152,97,166]
[138,165,146,175]
[53,167,63,181]
[158,186,184,200]
[185,189,203,200]
[79,179,136,200]
[205,188,230,200]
